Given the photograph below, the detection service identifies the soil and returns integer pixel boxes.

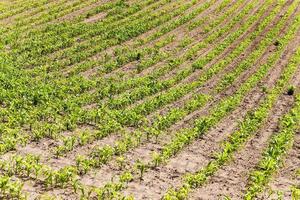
[2,0,300,199]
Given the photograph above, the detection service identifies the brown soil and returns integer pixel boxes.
[121,0,270,113]
[122,89,265,199]
[52,0,191,74]
[20,0,274,181]
[29,1,266,192]
[119,4,299,198]
[0,0,57,25]
[114,0,249,80]
[59,0,109,22]
[70,0,223,78]
[257,69,300,200]
[189,27,300,200]
[191,94,295,200]
[2,1,300,199]
[83,12,107,24]
[78,0,244,109]
[259,133,300,200]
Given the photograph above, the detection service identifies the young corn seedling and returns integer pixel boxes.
[135,160,147,180]
[116,156,126,170]
[76,155,92,175]
[151,151,162,168]
[119,171,133,184]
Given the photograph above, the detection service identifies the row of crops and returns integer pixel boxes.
[0,0,299,199]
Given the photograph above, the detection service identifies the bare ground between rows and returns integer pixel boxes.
[96,0,237,79]
[259,133,300,200]
[190,94,295,200]
[56,0,251,123]
[160,13,298,142]
[75,81,261,192]
[52,0,194,75]
[45,0,270,173]
[77,0,297,137]
[18,38,300,200]
[78,0,250,111]
[121,85,265,199]
[69,0,224,78]
[192,95,292,200]
[0,0,58,25]
[151,1,260,81]
[118,16,298,198]
[51,0,255,130]
[1,1,294,198]
[188,28,300,200]
[36,0,260,166]
[77,29,285,196]
[257,71,300,200]
[120,1,274,116]
[144,0,281,122]
[23,181,78,200]
[64,79,260,191]
[161,0,296,124]
[13,0,276,177]
[36,0,182,73]
[5,0,276,168]
[97,0,250,83]
[58,0,111,22]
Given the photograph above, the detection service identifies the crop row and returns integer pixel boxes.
[12,0,188,68]
[0,0,298,199]
[2,0,120,37]
[0,175,25,199]
[96,0,261,112]
[244,50,300,199]
[42,0,242,156]
[83,0,243,101]
[0,0,244,156]
[40,0,198,72]
[69,0,293,197]
[163,9,300,200]
[50,0,265,158]
[0,2,268,196]
[65,0,228,77]
[0,0,54,21]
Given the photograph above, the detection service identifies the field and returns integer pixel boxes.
[0,0,300,199]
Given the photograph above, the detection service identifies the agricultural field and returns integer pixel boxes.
[0,0,300,199]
